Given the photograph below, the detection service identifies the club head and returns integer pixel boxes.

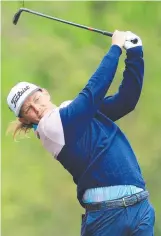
[13,8,24,25]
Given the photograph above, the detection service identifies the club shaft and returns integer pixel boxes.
[13,8,138,44]
[16,8,113,37]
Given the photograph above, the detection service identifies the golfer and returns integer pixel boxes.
[7,30,155,236]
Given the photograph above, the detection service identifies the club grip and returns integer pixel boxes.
[102,31,113,37]
[103,31,138,44]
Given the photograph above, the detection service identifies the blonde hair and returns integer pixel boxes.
[7,119,33,140]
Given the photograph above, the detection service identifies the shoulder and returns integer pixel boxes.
[36,108,65,158]
[37,108,64,144]
[37,100,72,143]
[59,100,72,108]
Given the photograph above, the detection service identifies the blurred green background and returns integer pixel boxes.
[2,1,161,236]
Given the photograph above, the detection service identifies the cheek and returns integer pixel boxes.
[40,96,50,105]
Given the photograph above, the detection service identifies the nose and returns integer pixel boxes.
[31,102,41,114]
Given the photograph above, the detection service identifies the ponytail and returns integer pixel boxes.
[7,119,33,139]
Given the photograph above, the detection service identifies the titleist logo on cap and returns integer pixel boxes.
[11,85,30,108]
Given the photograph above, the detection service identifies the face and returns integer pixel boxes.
[19,89,55,125]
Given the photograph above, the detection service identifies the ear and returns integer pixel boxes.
[18,117,31,125]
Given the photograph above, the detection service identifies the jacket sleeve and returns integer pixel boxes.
[99,46,144,121]
[59,45,122,144]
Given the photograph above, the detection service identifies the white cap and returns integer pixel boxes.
[7,82,40,116]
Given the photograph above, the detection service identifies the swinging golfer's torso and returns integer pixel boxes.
[36,106,145,205]
[35,45,145,205]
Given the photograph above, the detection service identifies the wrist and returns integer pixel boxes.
[126,46,143,58]
[112,43,123,50]
[108,45,122,58]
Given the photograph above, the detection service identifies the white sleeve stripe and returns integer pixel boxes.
[37,108,65,157]
[43,108,65,146]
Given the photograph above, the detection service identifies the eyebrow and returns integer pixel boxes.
[33,94,42,102]
[33,94,38,102]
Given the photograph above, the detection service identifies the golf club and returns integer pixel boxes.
[13,8,138,44]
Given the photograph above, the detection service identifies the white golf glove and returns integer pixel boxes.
[124,31,142,50]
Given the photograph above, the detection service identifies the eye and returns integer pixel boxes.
[27,104,33,112]
[24,107,30,115]
[34,96,41,103]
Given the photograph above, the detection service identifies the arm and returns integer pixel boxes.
[59,45,122,143]
[99,37,144,121]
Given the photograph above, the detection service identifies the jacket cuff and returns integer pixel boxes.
[127,46,143,58]
[108,45,122,58]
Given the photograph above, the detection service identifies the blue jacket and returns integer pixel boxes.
[57,45,145,207]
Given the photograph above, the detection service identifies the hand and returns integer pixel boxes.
[112,30,127,49]
[124,31,142,50]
